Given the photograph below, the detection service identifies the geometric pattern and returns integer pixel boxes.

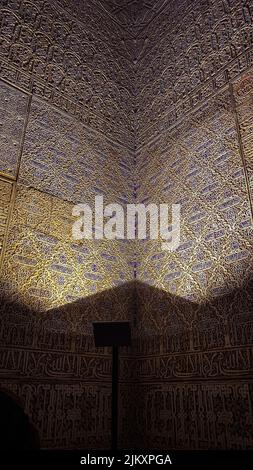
[0,0,253,451]
[0,81,29,178]
[120,382,253,449]
[18,97,133,205]
[0,0,135,147]
[0,380,111,449]
[135,0,253,147]
[133,0,253,449]
[98,0,170,31]
[233,71,253,211]
[136,88,253,334]
[0,184,134,315]
[0,178,13,264]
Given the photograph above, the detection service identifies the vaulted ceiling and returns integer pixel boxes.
[100,0,170,31]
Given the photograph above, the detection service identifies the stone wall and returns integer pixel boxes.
[134,0,253,449]
[0,0,252,450]
[0,0,135,449]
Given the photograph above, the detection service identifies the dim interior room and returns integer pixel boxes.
[0,0,253,452]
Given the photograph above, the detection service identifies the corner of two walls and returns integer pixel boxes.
[1,0,253,451]
[0,0,136,449]
[132,0,253,449]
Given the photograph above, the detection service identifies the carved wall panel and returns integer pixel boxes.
[0,184,134,314]
[120,382,253,449]
[98,0,171,32]
[135,0,253,146]
[0,0,253,452]
[1,380,111,449]
[0,0,135,146]
[133,4,253,444]
[0,182,134,447]
[123,343,253,382]
[0,177,13,264]
[0,80,30,178]
[233,70,253,209]
[136,89,253,335]
[18,97,133,205]
[0,0,135,450]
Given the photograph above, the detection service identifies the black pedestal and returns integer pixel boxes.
[93,321,131,450]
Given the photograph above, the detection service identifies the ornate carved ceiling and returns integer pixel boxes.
[99,0,170,32]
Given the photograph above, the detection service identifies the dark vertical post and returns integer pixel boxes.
[111,345,119,450]
[93,322,131,450]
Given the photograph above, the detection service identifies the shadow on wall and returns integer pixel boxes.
[0,388,40,449]
[135,277,253,337]
[0,281,136,450]
[130,279,253,450]
[0,278,252,449]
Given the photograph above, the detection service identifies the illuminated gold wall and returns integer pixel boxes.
[132,0,253,449]
[0,0,253,450]
[0,0,135,448]
[136,89,253,332]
